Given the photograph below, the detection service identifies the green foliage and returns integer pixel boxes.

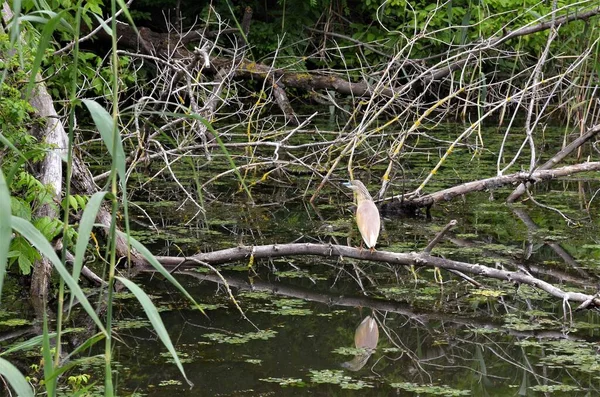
[6,170,85,276]
[66,373,91,393]
[0,32,78,277]
[20,0,104,32]
[0,35,37,153]
[357,0,594,58]
[46,52,138,99]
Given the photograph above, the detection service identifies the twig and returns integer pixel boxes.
[424,220,457,254]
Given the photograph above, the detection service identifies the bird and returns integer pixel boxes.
[341,315,379,371]
[343,180,380,251]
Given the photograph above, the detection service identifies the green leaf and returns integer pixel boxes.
[81,99,126,189]
[69,192,107,311]
[68,195,78,211]
[18,254,32,275]
[115,276,193,387]
[11,216,107,336]
[0,332,56,357]
[47,354,104,385]
[33,217,61,241]
[0,357,33,397]
[25,11,68,98]
[10,197,32,220]
[0,171,11,301]
[75,195,87,210]
[115,229,203,313]
[42,313,56,397]
[0,134,25,166]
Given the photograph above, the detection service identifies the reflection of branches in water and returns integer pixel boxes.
[168,269,599,392]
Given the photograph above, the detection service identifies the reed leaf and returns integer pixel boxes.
[115,229,204,314]
[0,357,33,397]
[42,312,56,397]
[0,171,11,301]
[11,216,107,336]
[68,191,108,311]
[81,99,126,189]
[25,10,69,98]
[115,276,193,387]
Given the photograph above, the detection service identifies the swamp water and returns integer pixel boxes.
[3,123,600,396]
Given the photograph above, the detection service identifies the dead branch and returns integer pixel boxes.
[149,242,600,308]
[424,219,457,254]
[383,161,600,210]
[507,124,600,202]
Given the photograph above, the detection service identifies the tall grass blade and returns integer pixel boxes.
[64,332,105,361]
[81,99,126,189]
[5,148,43,184]
[0,331,67,356]
[11,216,107,335]
[114,0,137,30]
[42,312,56,397]
[8,0,22,44]
[0,171,11,301]
[25,11,70,98]
[115,230,204,313]
[68,191,108,311]
[115,276,193,387]
[47,354,104,384]
[0,357,33,397]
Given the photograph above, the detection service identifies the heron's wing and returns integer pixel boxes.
[356,201,380,248]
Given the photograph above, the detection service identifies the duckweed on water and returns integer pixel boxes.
[390,382,470,396]
[256,298,313,316]
[273,270,327,280]
[238,290,273,300]
[158,379,182,386]
[529,384,581,393]
[309,369,374,390]
[114,319,151,330]
[259,377,305,387]
[470,288,506,297]
[202,329,277,344]
[160,351,193,364]
[316,310,347,317]
[332,346,370,356]
[503,314,544,331]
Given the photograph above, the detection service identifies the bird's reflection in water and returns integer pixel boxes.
[341,315,379,371]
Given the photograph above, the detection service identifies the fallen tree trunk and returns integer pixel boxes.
[28,81,66,297]
[148,242,600,309]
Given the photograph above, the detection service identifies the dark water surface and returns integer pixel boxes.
[5,122,600,396]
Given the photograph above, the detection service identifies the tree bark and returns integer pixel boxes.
[28,82,67,297]
[148,242,600,308]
